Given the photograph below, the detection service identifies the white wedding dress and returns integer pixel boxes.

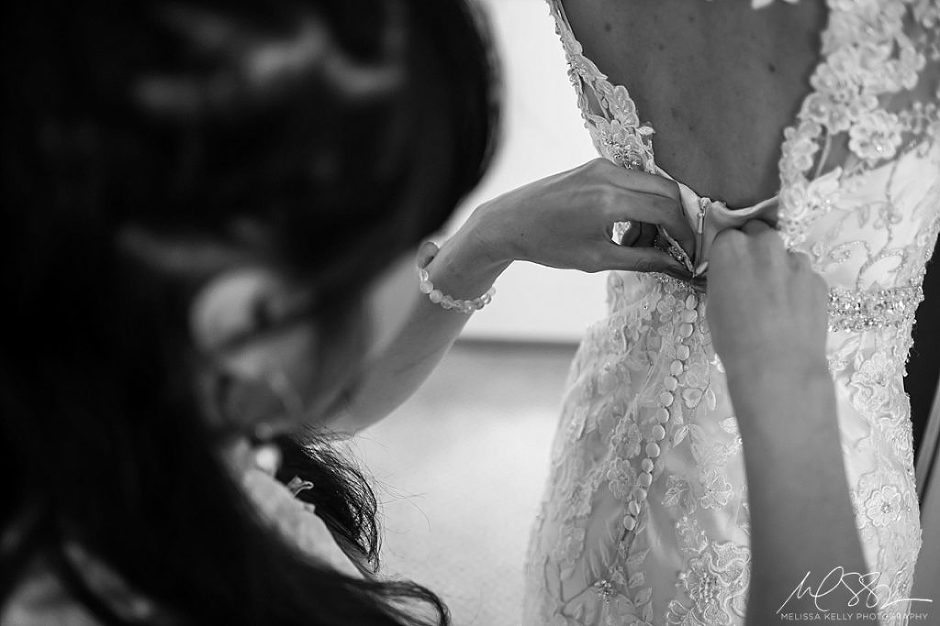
[524,1,940,625]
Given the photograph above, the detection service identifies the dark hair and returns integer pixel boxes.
[1,1,497,624]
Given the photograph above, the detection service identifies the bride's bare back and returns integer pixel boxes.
[562,0,826,206]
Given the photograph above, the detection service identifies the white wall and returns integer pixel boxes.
[454,0,608,342]
[368,0,608,346]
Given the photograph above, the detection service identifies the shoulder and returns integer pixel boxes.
[241,467,364,579]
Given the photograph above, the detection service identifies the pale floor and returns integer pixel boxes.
[353,341,577,626]
[352,341,940,624]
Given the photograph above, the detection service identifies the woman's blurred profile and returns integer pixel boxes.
[1,1,496,624]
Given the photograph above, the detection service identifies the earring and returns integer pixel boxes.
[251,436,282,476]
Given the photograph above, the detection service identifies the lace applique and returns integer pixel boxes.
[778,0,940,249]
[550,10,656,173]
[850,470,921,610]
[863,483,905,528]
[665,539,750,626]
[848,348,900,416]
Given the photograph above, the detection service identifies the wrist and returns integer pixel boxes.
[724,349,829,395]
[426,226,510,300]
[730,359,837,443]
[461,197,520,266]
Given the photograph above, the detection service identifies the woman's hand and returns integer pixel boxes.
[454,158,695,278]
[332,158,692,434]
[706,220,830,404]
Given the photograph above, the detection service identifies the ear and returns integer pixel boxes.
[190,266,320,435]
[196,366,293,436]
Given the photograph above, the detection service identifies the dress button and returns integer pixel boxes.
[676,345,691,360]
[628,500,641,516]
[646,442,661,458]
[655,408,670,423]
[659,392,674,407]
[670,360,684,376]
[664,375,678,391]
[651,425,666,441]
[638,472,653,488]
[679,323,694,338]
[640,458,654,473]
[623,514,637,531]
[686,294,698,310]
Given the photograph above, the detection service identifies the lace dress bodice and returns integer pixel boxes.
[524,2,940,625]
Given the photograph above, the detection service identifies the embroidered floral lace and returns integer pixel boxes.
[524,1,940,625]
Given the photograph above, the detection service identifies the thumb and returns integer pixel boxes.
[416,241,440,270]
[599,243,692,279]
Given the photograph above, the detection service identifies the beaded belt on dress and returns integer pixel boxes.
[651,275,923,332]
[827,285,923,332]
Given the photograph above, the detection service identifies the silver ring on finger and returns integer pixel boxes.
[612,220,632,245]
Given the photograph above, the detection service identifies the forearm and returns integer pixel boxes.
[326,216,510,434]
[729,364,873,625]
[323,158,693,434]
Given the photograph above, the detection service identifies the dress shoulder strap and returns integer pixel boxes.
[544,0,658,173]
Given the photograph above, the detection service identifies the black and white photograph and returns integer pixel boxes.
[3,1,939,625]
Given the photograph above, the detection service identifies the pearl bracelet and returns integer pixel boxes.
[417,267,495,314]
[416,242,495,314]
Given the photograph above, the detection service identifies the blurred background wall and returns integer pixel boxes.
[371,0,606,345]
[358,2,603,625]
[454,0,606,342]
